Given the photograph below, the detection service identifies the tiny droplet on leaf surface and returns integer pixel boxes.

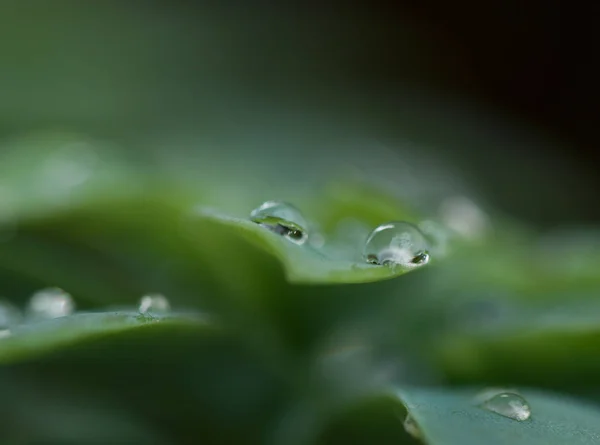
[139,294,171,314]
[27,288,75,319]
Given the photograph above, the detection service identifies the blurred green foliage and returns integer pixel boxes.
[2,2,600,445]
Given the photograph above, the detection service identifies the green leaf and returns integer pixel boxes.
[0,310,288,445]
[398,387,600,445]
[0,311,213,363]
[435,296,600,388]
[197,208,415,284]
[318,387,600,445]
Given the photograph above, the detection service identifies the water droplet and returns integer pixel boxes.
[403,414,422,439]
[27,288,75,319]
[250,201,308,244]
[0,300,21,329]
[139,294,171,314]
[363,222,430,268]
[479,391,531,421]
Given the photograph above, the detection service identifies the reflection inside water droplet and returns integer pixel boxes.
[250,201,308,244]
[27,288,75,319]
[478,390,531,421]
[403,414,422,439]
[363,222,430,268]
[139,294,171,314]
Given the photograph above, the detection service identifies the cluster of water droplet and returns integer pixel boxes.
[0,288,173,340]
[249,201,438,269]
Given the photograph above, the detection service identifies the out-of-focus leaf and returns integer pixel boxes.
[434,296,600,387]
[0,311,212,363]
[317,387,600,445]
[0,310,289,445]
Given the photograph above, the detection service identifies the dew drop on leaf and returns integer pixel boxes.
[139,294,171,314]
[27,288,75,319]
[479,391,531,421]
[403,414,422,439]
[363,222,430,268]
[250,201,308,245]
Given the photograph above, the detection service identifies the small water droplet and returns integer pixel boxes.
[250,201,308,244]
[139,294,171,314]
[403,414,422,439]
[27,288,75,319]
[479,391,531,421]
[363,222,430,268]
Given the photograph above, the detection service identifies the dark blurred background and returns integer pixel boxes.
[1,0,598,225]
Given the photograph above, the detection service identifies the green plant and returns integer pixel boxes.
[1,132,600,445]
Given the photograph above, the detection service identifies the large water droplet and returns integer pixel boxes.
[479,391,531,421]
[139,294,171,314]
[403,414,422,439]
[250,201,308,244]
[27,288,75,319]
[363,222,430,268]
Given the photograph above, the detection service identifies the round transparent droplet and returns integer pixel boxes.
[0,300,21,329]
[363,221,430,268]
[139,294,171,314]
[250,201,308,245]
[403,414,422,439]
[479,391,531,421]
[27,288,75,320]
